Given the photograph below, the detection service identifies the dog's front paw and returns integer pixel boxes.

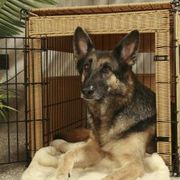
[50,139,69,153]
[56,172,70,180]
[47,172,70,180]
[102,175,116,180]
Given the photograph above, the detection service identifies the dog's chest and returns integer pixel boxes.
[87,101,125,145]
[87,99,155,146]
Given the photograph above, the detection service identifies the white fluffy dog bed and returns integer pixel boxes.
[21,145,171,180]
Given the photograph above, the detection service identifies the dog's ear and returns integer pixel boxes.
[113,30,139,66]
[73,27,94,60]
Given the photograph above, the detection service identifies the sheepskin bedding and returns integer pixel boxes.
[21,144,172,180]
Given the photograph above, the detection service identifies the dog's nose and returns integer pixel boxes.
[82,85,95,96]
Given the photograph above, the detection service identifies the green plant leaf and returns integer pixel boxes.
[0,105,17,112]
[0,14,24,27]
[0,86,17,121]
[0,0,57,36]
[0,110,6,120]
[0,0,6,7]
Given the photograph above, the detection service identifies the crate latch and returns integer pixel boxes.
[154,55,168,61]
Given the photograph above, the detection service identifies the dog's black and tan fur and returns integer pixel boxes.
[51,27,156,180]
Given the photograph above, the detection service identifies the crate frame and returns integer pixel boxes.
[26,1,180,175]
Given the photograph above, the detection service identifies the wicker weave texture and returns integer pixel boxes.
[28,10,170,37]
[27,38,43,156]
[175,12,180,156]
[30,2,171,16]
[155,20,172,168]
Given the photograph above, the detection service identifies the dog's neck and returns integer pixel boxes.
[87,97,125,119]
[85,95,132,145]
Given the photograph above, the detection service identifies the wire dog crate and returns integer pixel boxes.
[25,1,180,175]
[0,37,27,165]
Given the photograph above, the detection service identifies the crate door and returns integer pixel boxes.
[42,36,87,145]
[26,36,87,157]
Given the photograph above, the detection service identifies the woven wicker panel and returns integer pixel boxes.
[27,39,43,156]
[156,31,170,48]
[28,10,170,37]
[156,83,171,121]
[176,12,180,44]
[175,12,180,156]
[157,122,171,137]
[157,142,172,169]
[155,61,170,82]
[30,2,171,16]
[157,142,171,154]
[155,25,171,166]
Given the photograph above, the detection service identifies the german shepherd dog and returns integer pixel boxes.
[50,27,156,180]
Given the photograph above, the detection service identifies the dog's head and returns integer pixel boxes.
[73,27,139,101]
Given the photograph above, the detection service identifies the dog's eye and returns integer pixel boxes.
[89,58,92,63]
[102,64,111,74]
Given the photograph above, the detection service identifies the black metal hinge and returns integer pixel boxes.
[155,136,169,142]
